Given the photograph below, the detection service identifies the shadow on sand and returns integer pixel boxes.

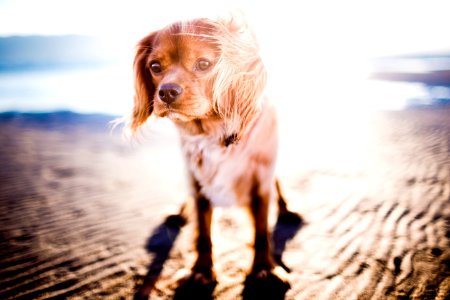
[133,215,185,300]
[134,214,303,300]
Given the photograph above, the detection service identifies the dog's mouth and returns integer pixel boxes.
[165,110,196,122]
[155,104,201,122]
[154,97,212,122]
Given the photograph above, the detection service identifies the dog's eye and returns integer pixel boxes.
[195,59,211,71]
[149,61,162,74]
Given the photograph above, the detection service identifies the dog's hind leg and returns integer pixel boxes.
[165,202,188,228]
[276,180,303,225]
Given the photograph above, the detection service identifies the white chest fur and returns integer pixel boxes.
[179,103,279,207]
[182,137,247,206]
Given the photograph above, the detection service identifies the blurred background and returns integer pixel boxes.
[1,0,449,116]
[1,1,449,299]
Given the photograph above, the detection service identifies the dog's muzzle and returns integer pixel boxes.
[158,83,183,105]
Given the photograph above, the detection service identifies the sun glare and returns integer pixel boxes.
[1,0,449,115]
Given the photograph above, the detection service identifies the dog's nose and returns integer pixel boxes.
[158,83,183,104]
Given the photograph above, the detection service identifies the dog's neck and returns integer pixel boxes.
[174,117,238,147]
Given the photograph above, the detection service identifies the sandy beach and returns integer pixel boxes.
[0,108,449,299]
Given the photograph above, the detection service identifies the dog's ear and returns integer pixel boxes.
[131,33,156,132]
[211,18,267,144]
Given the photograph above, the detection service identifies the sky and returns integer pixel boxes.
[1,0,450,57]
[1,0,449,114]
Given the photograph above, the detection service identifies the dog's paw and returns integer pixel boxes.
[242,268,290,300]
[174,271,217,300]
[278,211,303,225]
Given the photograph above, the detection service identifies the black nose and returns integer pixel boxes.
[158,83,183,104]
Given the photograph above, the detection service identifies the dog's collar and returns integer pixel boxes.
[224,133,238,147]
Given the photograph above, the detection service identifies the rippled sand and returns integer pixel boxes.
[0,109,449,299]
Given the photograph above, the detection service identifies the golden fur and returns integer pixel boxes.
[129,16,300,294]
[131,17,266,144]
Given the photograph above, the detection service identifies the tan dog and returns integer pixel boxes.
[130,17,301,293]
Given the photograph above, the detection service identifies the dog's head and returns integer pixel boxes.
[131,17,267,144]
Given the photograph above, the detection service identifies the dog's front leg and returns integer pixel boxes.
[249,186,274,275]
[192,194,216,284]
[174,193,217,297]
[243,183,290,299]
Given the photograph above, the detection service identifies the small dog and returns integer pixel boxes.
[131,16,301,291]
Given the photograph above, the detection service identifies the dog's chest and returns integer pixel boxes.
[181,138,250,206]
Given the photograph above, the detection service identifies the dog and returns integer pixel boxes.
[130,16,301,293]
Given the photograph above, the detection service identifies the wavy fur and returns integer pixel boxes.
[128,16,299,294]
[130,17,266,141]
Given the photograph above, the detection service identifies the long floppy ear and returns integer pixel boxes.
[131,33,156,133]
[210,18,267,144]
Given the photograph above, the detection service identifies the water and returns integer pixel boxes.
[0,63,134,115]
[0,62,448,116]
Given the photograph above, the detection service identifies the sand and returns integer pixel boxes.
[0,109,449,299]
